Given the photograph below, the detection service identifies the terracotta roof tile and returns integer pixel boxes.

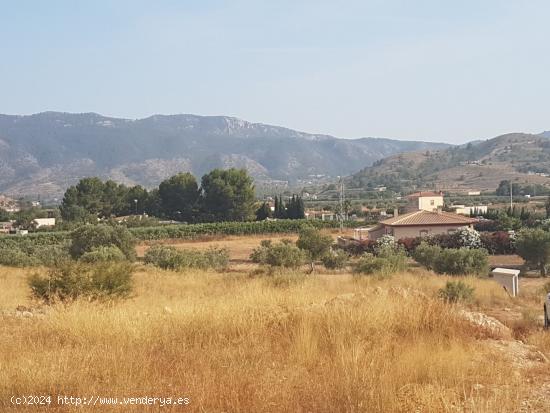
[379,210,477,226]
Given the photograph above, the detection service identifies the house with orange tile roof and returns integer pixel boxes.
[366,209,477,240]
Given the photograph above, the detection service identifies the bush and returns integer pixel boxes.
[434,248,488,276]
[250,240,273,264]
[397,237,421,253]
[0,246,38,267]
[144,245,229,271]
[428,233,460,249]
[412,242,441,271]
[414,244,488,276]
[321,249,349,270]
[456,227,482,249]
[69,224,136,261]
[296,227,333,271]
[480,231,515,255]
[0,241,71,267]
[201,247,230,269]
[374,234,397,253]
[438,281,475,303]
[340,239,375,256]
[250,239,305,268]
[355,247,407,276]
[144,245,181,269]
[28,261,133,302]
[515,228,550,276]
[80,246,126,263]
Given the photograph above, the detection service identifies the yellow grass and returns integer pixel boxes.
[0,262,536,413]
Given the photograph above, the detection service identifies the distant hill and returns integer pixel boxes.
[0,112,449,198]
[348,133,550,193]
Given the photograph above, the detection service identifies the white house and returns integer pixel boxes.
[404,191,444,213]
[32,218,56,228]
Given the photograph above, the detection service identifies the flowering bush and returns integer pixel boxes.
[456,227,482,249]
[374,234,397,253]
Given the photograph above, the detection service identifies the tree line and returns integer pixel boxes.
[255,195,305,220]
[60,168,256,223]
[60,168,307,224]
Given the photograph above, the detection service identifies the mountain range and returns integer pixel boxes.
[0,112,449,198]
[348,132,550,193]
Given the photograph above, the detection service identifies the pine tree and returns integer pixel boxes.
[274,196,279,218]
[255,202,271,221]
[296,195,305,219]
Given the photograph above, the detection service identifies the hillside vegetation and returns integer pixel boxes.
[0,112,448,197]
[348,133,550,192]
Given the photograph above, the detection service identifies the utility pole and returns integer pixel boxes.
[510,181,513,210]
[338,177,345,232]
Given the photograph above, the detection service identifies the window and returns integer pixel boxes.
[430,200,435,206]
[419,230,429,237]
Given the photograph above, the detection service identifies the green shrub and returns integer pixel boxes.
[296,227,333,271]
[0,241,71,267]
[515,228,550,276]
[80,246,126,263]
[412,242,441,270]
[438,281,475,303]
[250,240,273,264]
[28,261,133,302]
[0,246,38,267]
[355,248,407,276]
[413,243,488,276]
[144,245,229,271]
[433,248,488,276]
[69,224,136,261]
[144,245,182,269]
[250,239,305,268]
[321,249,349,270]
[201,247,230,270]
[29,242,71,267]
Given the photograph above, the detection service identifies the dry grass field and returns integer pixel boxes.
[1,235,550,412]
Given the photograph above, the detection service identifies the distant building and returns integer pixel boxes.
[468,191,481,196]
[365,210,477,240]
[0,221,14,234]
[450,205,488,216]
[32,218,56,228]
[404,191,444,213]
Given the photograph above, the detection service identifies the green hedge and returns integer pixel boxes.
[0,220,360,248]
[130,219,358,240]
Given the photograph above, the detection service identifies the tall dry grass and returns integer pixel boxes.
[0,266,526,412]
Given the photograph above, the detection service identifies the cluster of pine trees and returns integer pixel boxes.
[60,169,256,223]
[255,195,305,221]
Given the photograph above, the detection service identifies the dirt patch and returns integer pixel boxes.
[136,234,303,261]
[488,255,524,266]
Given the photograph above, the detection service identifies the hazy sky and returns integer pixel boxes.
[1,1,549,143]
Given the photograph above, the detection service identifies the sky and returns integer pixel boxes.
[1,0,549,143]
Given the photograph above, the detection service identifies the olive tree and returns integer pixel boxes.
[516,229,550,276]
[296,227,333,272]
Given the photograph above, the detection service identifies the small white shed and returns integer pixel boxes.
[491,268,520,297]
